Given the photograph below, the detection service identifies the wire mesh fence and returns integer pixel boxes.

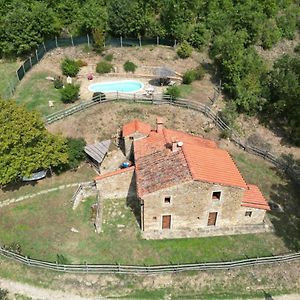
[14,35,175,84]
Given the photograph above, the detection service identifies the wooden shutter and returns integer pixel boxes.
[162,215,171,229]
[207,212,218,226]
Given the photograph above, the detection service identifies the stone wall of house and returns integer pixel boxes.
[236,206,266,225]
[95,167,136,199]
[124,133,147,158]
[141,181,267,235]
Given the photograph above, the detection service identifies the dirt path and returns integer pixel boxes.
[0,278,104,300]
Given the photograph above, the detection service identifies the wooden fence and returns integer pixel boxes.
[45,93,300,185]
[0,246,299,274]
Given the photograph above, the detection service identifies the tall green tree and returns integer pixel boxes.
[264,54,300,144]
[0,100,68,186]
[107,0,146,36]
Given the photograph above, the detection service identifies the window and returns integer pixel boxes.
[207,212,218,226]
[212,191,221,200]
[129,136,134,140]
[245,211,252,217]
[164,196,171,204]
[162,215,171,229]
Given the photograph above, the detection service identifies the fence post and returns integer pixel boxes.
[55,36,58,48]
[43,42,47,52]
[71,35,74,47]
[29,56,32,67]
[22,64,26,75]
[174,39,177,48]
[120,36,123,48]
[35,50,39,62]
[157,36,159,46]
[16,70,20,82]
[138,35,142,47]
[87,33,90,47]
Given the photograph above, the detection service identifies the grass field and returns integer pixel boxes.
[0,164,96,203]
[0,60,19,99]
[0,192,288,265]
[14,71,64,116]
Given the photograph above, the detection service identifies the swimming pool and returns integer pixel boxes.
[88,80,144,93]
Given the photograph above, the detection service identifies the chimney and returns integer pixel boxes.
[156,117,164,133]
[171,137,178,152]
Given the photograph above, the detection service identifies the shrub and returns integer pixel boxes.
[123,60,137,73]
[194,65,205,80]
[295,43,300,53]
[104,53,113,61]
[65,137,86,170]
[56,254,71,265]
[219,129,232,139]
[182,65,205,84]
[53,76,63,89]
[165,86,180,100]
[182,70,196,84]
[92,28,105,53]
[76,59,88,67]
[60,84,80,103]
[96,61,113,74]
[176,41,193,59]
[0,288,8,300]
[61,58,80,77]
[3,242,22,254]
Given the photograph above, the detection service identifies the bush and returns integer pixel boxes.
[177,41,193,59]
[0,288,8,300]
[182,65,205,84]
[123,60,137,73]
[104,53,113,61]
[96,61,113,74]
[56,254,71,265]
[182,70,196,84]
[295,43,300,53]
[76,59,88,67]
[92,28,105,53]
[61,58,80,77]
[3,242,22,254]
[53,76,64,89]
[165,86,180,99]
[65,137,86,170]
[60,84,80,103]
[194,65,205,80]
[219,129,232,139]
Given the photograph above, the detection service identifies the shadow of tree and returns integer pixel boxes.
[268,154,300,251]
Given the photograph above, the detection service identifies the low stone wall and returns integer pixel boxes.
[95,167,136,199]
[142,221,274,240]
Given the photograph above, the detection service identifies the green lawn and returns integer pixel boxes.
[14,71,65,116]
[0,164,96,203]
[0,192,288,265]
[0,60,19,99]
[231,150,300,251]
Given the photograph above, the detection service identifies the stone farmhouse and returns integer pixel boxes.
[95,118,270,239]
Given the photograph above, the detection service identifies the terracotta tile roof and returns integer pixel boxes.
[132,120,266,211]
[134,128,217,159]
[242,184,270,211]
[122,119,151,137]
[135,149,192,196]
[94,166,134,181]
[182,144,248,189]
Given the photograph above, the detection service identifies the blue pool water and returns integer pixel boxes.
[89,80,144,93]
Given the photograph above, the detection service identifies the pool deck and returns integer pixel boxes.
[76,66,180,100]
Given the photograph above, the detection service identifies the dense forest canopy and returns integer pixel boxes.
[0,0,299,56]
[0,0,299,143]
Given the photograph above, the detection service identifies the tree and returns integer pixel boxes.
[264,54,300,144]
[0,100,68,186]
[107,0,146,36]
[0,0,58,56]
